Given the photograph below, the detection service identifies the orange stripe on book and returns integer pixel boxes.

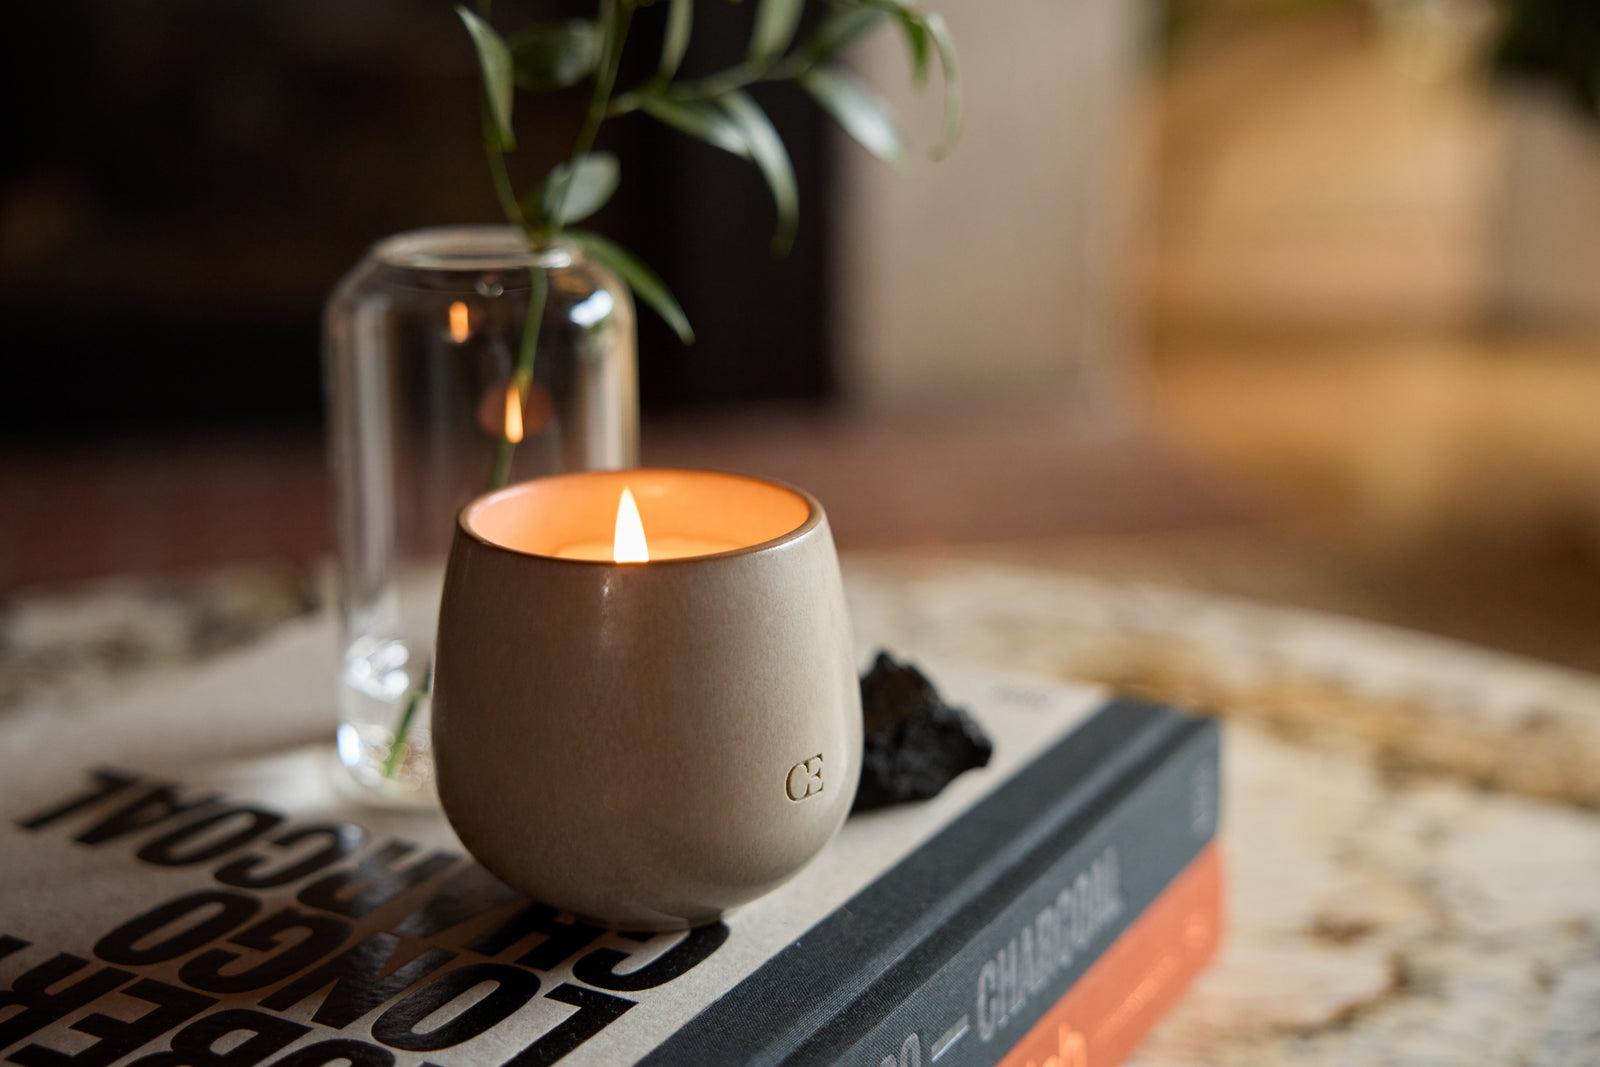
[996,842,1224,1067]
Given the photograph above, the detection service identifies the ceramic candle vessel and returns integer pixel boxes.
[431,469,863,929]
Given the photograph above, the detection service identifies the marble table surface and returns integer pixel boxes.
[4,556,1598,1064]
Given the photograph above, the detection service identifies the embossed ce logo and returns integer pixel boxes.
[785,754,825,801]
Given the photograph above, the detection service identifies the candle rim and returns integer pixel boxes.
[458,467,823,564]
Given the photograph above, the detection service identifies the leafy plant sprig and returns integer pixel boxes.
[379,0,958,782]
[459,0,958,308]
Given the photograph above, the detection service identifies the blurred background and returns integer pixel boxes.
[4,0,1600,670]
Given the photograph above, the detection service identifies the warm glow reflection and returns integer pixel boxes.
[448,301,471,342]
[613,488,648,563]
[504,384,523,443]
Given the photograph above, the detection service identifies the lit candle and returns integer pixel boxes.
[552,488,739,561]
[434,466,861,929]
[466,469,798,563]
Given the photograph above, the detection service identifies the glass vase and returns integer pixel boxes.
[325,225,637,805]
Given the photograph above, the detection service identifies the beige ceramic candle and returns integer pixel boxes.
[431,469,862,929]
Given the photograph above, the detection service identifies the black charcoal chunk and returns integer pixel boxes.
[852,651,994,812]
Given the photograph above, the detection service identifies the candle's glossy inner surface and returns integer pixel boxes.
[465,469,814,560]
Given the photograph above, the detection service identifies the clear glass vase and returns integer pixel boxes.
[325,225,637,805]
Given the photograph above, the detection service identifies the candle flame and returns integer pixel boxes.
[613,488,648,563]
[504,384,523,443]
[448,301,471,343]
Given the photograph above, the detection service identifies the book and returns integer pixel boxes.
[995,844,1222,1067]
[643,697,1220,1067]
[0,627,1220,1067]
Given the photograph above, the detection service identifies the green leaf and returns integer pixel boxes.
[923,11,961,157]
[891,8,931,89]
[801,67,908,165]
[659,0,693,79]
[720,91,798,254]
[828,1,925,84]
[806,8,886,61]
[539,152,620,226]
[640,96,750,157]
[510,20,601,91]
[457,6,516,150]
[749,0,803,61]
[567,230,695,344]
